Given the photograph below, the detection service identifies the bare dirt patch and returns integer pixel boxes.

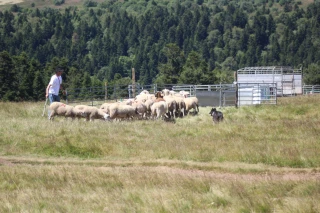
[0,158,15,166]
[0,0,23,5]
[2,156,320,182]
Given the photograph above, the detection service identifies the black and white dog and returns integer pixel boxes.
[209,108,223,123]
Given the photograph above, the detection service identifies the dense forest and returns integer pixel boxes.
[1,0,320,101]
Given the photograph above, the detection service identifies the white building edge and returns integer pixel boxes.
[236,66,302,96]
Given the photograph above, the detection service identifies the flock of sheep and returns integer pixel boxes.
[48,89,200,122]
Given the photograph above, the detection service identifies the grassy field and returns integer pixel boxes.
[0,95,320,212]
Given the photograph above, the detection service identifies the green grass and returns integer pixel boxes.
[0,95,320,212]
[1,96,320,167]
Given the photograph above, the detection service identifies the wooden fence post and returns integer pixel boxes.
[105,82,108,101]
[234,71,238,108]
[132,68,135,97]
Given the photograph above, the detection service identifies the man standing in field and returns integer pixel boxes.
[45,67,64,118]
[46,67,64,104]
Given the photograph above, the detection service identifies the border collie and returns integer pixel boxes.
[209,108,223,123]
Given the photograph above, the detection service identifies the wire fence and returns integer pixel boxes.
[65,84,197,107]
[64,84,320,108]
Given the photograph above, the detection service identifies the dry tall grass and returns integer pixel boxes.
[0,95,320,212]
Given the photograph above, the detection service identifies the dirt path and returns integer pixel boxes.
[1,157,320,182]
[0,0,24,5]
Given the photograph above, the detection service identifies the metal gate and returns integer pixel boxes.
[194,84,236,107]
[237,83,277,106]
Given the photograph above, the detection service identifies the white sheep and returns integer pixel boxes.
[177,91,198,115]
[190,96,199,112]
[74,105,109,121]
[124,99,135,105]
[144,99,154,118]
[183,97,199,115]
[163,96,177,118]
[139,90,150,95]
[162,91,185,118]
[100,103,113,114]
[162,89,170,96]
[100,102,123,113]
[150,101,168,119]
[146,94,156,101]
[48,102,84,120]
[108,104,139,120]
[179,90,190,97]
[134,93,148,103]
[172,96,186,117]
[169,90,177,96]
[131,101,148,119]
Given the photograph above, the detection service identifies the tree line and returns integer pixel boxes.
[1,0,320,101]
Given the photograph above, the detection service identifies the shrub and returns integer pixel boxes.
[53,0,65,6]
[83,0,98,7]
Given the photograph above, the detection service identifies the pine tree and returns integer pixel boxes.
[0,51,17,101]
[156,43,185,84]
[13,52,32,100]
[33,70,45,101]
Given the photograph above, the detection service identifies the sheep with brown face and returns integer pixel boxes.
[154,91,165,102]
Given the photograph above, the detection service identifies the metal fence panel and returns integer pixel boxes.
[237,83,277,107]
[194,84,236,107]
[303,85,320,94]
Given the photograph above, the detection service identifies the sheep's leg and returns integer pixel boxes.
[156,109,162,119]
[185,108,189,116]
[192,104,198,114]
[89,115,93,121]
[49,111,55,120]
[152,113,156,120]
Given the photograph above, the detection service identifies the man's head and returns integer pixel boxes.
[55,67,64,76]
